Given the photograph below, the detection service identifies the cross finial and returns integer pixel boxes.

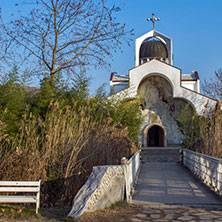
[147,13,160,31]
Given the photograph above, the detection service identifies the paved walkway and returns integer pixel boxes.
[129,203,222,222]
[80,202,222,222]
[133,163,222,209]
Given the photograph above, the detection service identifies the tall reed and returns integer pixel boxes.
[0,101,137,205]
[180,101,222,159]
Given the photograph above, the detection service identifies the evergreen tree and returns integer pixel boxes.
[31,73,68,117]
[67,71,91,106]
[0,66,27,135]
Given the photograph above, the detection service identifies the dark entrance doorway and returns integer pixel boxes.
[147,125,164,147]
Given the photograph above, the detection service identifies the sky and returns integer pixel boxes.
[1,0,222,95]
[90,0,222,95]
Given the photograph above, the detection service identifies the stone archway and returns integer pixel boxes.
[147,125,164,147]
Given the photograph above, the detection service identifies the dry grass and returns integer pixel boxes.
[79,202,141,222]
[189,101,222,158]
[0,204,72,222]
[0,202,140,222]
[0,101,137,206]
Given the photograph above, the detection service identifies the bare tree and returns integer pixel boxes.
[202,69,222,100]
[0,0,132,85]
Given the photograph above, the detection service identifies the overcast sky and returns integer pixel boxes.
[1,0,222,95]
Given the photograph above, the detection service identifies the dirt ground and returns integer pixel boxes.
[0,205,72,222]
[79,202,143,222]
[2,202,222,222]
[0,202,139,222]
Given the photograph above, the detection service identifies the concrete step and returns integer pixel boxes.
[141,147,181,163]
[142,147,180,155]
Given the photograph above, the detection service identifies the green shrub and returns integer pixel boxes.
[177,104,199,148]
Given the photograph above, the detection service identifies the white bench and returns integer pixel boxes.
[0,180,41,214]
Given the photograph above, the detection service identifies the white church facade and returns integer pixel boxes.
[110,17,216,147]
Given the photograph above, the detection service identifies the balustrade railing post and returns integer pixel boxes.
[218,162,222,195]
[121,157,130,201]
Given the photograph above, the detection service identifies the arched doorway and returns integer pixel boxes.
[147,125,164,147]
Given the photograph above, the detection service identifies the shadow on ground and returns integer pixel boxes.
[0,205,71,222]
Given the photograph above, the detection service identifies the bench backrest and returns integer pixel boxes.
[0,181,41,186]
[0,181,41,193]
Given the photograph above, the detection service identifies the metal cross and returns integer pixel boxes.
[147,13,160,31]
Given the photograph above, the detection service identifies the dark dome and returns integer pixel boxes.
[139,39,168,60]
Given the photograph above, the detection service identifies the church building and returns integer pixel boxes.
[110,14,216,147]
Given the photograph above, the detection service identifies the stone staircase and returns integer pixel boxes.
[141,147,181,163]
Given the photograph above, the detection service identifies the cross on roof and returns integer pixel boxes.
[147,13,160,31]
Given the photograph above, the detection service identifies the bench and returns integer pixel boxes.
[0,180,41,214]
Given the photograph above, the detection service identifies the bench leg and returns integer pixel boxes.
[36,191,40,214]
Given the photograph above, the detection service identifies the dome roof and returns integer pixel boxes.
[139,39,168,60]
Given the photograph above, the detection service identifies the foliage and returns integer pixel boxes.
[178,101,222,158]
[177,104,199,148]
[31,73,67,116]
[0,70,142,206]
[0,101,137,205]
[109,98,143,144]
[0,0,138,208]
[81,95,143,144]
[202,69,222,100]
[0,0,133,84]
[66,71,91,106]
[0,66,27,135]
[196,102,222,158]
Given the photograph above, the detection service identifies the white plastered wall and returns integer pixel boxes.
[135,30,173,66]
[113,59,216,114]
[181,81,200,93]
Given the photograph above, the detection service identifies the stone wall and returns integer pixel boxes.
[68,151,141,219]
[67,165,125,218]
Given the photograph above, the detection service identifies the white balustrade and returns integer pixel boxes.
[122,150,141,201]
[183,149,222,194]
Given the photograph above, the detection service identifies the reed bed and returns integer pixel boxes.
[0,101,137,206]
